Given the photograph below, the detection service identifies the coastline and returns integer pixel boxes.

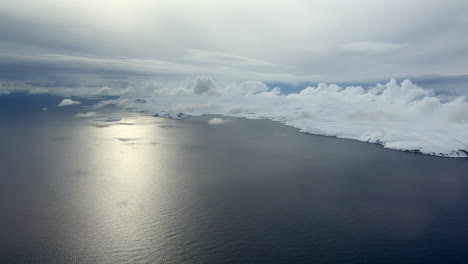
[146,111,468,159]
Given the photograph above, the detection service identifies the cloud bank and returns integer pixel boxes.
[101,78,468,158]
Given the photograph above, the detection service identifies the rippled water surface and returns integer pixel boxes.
[1,100,468,263]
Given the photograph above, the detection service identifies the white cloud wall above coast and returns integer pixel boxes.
[97,78,468,158]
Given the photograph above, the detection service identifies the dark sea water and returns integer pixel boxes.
[1,94,468,264]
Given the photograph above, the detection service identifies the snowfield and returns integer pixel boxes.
[96,78,468,158]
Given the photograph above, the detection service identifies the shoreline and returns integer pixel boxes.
[145,112,468,160]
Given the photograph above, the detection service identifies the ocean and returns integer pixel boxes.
[1,94,468,263]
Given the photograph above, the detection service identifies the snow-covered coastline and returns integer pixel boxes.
[95,79,468,158]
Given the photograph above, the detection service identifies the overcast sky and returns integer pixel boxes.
[1,0,467,94]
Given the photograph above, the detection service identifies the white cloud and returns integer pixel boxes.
[41,107,48,111]
[208,118,230,125]
[0,90,10,95]
[234,81,269,96]
[74,112,96,118]
[57,98,81,106]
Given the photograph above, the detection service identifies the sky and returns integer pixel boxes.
[0,0,468,95]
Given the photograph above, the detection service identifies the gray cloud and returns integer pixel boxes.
[0,0,467,94]
[193,77,214,94]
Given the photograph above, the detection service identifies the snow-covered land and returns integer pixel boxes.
[96,79,468,158]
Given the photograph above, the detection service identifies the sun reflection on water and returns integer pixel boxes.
[69,116,181,261]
